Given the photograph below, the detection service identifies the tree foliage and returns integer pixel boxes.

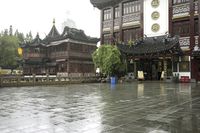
[0,27,28,69]
[0,35,19,68]
[92,45,126,76]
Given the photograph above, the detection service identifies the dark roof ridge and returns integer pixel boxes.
[22,33,45,48]
[90,0,123,9]
[117,35,181,56]
[61,26,99,44]
[43,19,61,43]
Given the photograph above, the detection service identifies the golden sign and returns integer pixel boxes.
[18,47,23,55]
[151,11,160,20]
[152,23,160,32]
[151,0,160,8]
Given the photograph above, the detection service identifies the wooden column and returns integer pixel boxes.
[169,0,173,34]
[134,61,137,78]
[163,59,167,78]
[119,3,123,42]
[33,74,36,86]
[190,0,195,50]
[111,7,114,44]
[67,43,70,73]
[199,0,200,47]
[140,0,144,37]
[190,0,195,80]
[100,10,103,45]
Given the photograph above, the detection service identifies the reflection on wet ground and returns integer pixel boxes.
[0,83,200,133]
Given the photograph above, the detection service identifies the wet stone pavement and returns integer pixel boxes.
[0,83,200,133]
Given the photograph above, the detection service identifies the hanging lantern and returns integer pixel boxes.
[18,47,23,56]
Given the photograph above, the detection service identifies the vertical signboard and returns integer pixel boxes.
[143,0,169,37]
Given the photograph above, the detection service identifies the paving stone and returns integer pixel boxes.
[0,83,200,132]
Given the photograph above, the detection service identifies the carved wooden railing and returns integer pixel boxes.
[122,12,140,24]
[103,20,112,29]
[69,52,92,59]
[173,3,190,18]
[179,37,190,49]
[114,18,120,27]
[24,53,45,59]
[49,51,68,58]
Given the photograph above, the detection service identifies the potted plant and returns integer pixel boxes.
[92,44,126,84]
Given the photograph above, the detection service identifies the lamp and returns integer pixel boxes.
[18,47,23,56]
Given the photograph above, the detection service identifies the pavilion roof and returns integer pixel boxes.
[117,35,182,57]
[22,20,99,48]
[43,19,61,43]
[22,33,45,48]
[61,26,99,44]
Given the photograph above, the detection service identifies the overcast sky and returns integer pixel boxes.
[0,0,100,38]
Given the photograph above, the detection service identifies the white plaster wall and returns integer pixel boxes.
[143,0,169,37]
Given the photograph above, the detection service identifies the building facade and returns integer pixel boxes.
[91,0,200,81]
[22,21,99,76]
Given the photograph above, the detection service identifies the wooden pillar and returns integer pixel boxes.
[111,7,114,43]
[47,74,49,82]
[67,43,70,74]
[67,61,70,74]
[17,76,20,87]
[119,3,123,42]
[199,0,200,47]
[169,0,173,35]
[190,0,195,50]
[190,0,195,80]
[33,74,36,86]
[134,61,137,78]
[100,10,104,45]
[163,59,167,78]
[140,0,144,37]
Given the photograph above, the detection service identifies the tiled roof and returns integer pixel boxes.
[117,35,182,57]
[61,26,99,44]
[22,34,45,48]
[23,21,99,48]
[43,21,61,43]
[90,0,123,9]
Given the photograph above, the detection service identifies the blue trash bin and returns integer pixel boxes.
[110,77,116,84]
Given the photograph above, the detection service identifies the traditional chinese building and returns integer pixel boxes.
[90,0,200,81]
[22,20,99,76]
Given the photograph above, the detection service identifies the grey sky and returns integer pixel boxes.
[0,0,100,38]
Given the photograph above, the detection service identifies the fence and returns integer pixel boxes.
[0,75,99,87]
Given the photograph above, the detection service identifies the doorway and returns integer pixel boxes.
[137,59,163,80]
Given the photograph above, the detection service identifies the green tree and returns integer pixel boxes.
[92,45,126,77]
[0,35,20,69]
[9,25,13,36]
[14,29,25,45]
[4,29,8,36]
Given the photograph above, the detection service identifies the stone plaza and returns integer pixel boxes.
[0,82,200,133]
